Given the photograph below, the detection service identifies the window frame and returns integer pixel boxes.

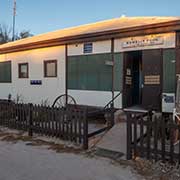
[18,63,29,79]
[83,42,93,54]
[44,60,57,78]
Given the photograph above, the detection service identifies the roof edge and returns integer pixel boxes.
[0,19,180,54]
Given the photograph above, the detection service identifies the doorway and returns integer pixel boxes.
[132,51,142,105]
[123,49,162,111]
[123,51,142,108]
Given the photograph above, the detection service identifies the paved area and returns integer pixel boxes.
[0,139,141,180]
[96,122,143,159]
[97,123,127,157]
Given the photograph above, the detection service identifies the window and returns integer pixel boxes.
[83,43,93,54]
[0,61,11,83]
[44,60,57,77]
[18,63,29,78]
[68,54,113,91]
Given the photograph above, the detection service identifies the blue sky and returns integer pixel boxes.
[0,0,179,35]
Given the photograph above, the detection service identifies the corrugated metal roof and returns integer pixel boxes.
[0,16,180,49]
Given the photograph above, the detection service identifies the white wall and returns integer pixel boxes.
[68,40,111,56]
[0,39,121,108]
[68,90,122,108]
[0,46,66,105]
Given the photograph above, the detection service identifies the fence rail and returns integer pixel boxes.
[127,112,180,164]
[0,102,88,149]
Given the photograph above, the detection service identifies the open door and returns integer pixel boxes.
[123,53,133,108]
[142,49,162,111]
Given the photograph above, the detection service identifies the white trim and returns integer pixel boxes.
[68,40,111,56]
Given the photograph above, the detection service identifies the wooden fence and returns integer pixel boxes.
[127,112,180,164]
[0,102,88,149]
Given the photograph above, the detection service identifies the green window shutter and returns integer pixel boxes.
[68,56,79,89]
[0,61,11,83]
[68,53,113,91]
[114,53,123,91]
[163,49,176,93]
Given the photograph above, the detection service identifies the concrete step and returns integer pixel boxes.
[94,148,124,160]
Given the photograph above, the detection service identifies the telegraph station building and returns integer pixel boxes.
[0,17,180,113]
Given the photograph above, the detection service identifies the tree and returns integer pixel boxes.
[0,24,33,45]
[16,30,33,40]
[0,24,11,44]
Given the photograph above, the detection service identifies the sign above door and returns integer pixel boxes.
[122,36,164,48]
[115,32,176,52]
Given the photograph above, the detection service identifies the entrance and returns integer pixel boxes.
[123,51,142,108]
[123,49,162,111]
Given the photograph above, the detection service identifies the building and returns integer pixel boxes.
[0,16,180,113]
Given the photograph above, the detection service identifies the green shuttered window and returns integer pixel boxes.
[114,53,123,91]
[163,49,176,93]
[68,54,112,91]
[0,61,11,83]
[68,53,123,91]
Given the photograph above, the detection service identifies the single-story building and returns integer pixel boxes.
[0,16,180,113]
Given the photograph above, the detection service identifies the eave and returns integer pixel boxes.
[0,20,180,54]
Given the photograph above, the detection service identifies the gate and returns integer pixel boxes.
[127,112,180,164]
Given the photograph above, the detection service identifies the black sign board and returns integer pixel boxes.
[30,80,42,85]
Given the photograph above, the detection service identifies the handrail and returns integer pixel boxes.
[103,91,122,110]
[87,91,122,117]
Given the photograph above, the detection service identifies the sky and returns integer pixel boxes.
[0,0,179,36]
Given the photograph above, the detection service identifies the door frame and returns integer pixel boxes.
[122,49,163,112]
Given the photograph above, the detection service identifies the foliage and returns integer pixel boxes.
[0,24,11,44]
[16,30,33,40]
[0,24,33,45]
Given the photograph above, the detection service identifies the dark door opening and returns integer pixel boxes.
[132,51,142,105]
[123,51,142,108]
[123,49,162,111]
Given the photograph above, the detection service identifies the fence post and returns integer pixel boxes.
[127,113,132,160]
[28,103,33,137]
[83,109,88,150]
[161,116,166,162]
[110,103,115,127]
[106,104,114,128]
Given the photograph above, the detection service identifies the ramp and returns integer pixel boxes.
[96,122,127,159]
[95,121,143,159]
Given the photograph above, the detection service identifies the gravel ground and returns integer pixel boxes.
[0,128,179,180]
[0,131,141,180]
